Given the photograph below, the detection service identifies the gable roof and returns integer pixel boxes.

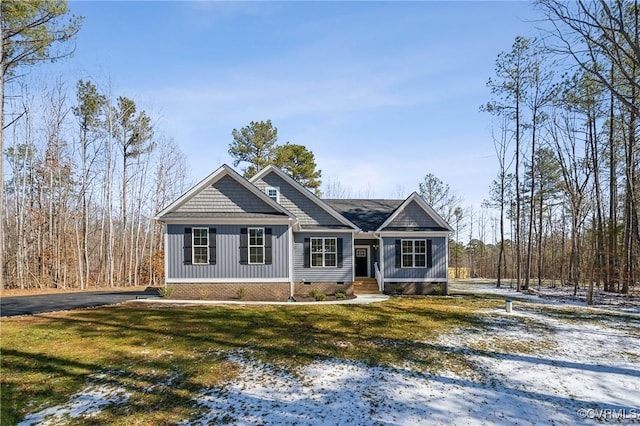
[155,164,294,221]
[250,165,359,230]
[324,199,402,232]
[376,192,453,232]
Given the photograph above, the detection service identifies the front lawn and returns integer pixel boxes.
[2,292,638,425]
[1,296,497,425]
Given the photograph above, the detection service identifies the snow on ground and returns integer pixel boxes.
[17,383,130,426]
[452,280,640,315]
[180,286,639,425]
[18,284,640,425]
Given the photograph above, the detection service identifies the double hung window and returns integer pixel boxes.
[310,237,337,267]
[192,228,209,265]
[401,239,426,268]
[248,228,265,264]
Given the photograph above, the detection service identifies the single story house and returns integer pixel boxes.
[154,164,453,300]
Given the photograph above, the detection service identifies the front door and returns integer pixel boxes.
[355,246,369,277]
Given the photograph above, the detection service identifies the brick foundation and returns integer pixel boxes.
[167,282,291,301]
[384,282,448,295]
[293,282,354,297]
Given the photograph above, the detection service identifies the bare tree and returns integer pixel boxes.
[483,36,533,291]
[536,0,640,117]
[1,1,81,289]
[483,117,515,287]
[418,173,462,224]
[548,110,592,294]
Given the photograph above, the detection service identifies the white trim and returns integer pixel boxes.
[288,225,294,296]
[155,164,295,221]
[297,228,355,233]
[310,237,338,268]
[249,165,360,230]
[377,234,384,291]
[192,227,210,265]
[376,192,453,232]
[248,227,265,265]
[266,186,280,203]
[160,218,293,225]
[386,278,448,283]
[167,278,290,284]
[445,236,449,281]
[164,231,169,286]
[351,239,356,282]
[400,239,427,269]
[354,245,370,278]
[377,231,450,237]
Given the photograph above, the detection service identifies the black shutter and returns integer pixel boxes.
[264,228,272,265]
[239,228,248,265]
[208,228,216,265]
[395,240,401,268]
[183,227,192,265]
[427,240,433,268]
[303,238,310,268]
[337,238,343,268]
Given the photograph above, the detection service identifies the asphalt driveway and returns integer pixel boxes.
[0,288,160,317]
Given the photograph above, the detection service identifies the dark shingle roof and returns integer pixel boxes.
[324,199,403,231]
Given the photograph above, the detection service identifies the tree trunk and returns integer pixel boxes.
[607,75,617,293]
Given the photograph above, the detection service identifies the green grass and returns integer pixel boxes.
[0,293,601,425]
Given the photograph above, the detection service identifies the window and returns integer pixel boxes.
[249,228,265,264]
[192,228,209,264]
[311,237,337,267]
[401,239,426,268]
[266,187,279,202]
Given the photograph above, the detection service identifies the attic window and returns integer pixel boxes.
[266,187,280,203]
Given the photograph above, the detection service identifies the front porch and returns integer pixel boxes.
[353,238,382,294]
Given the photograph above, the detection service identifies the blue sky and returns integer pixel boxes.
[56,1,541,207]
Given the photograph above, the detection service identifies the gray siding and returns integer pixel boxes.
[383,200,440,229]
[293,232,353,282]
[176,175,280,214]
[167,224,288,280]
[382,236,447,279]
[254,173,344,227]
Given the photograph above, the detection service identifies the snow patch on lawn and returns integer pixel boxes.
[181,300,640,425]
[17,284,640,425]
[17,384,130,426]
[452,280,640,315]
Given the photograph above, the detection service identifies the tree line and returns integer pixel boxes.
[2,1,638,300]
[451,0,638,300]
[3,77,190,290]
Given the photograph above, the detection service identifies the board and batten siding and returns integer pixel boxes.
[382,200,441,229]
[382,236,447,280]
[167,224,289,280]
[175,175,280,214]
[293,232,353,282]
[254,173,345,227]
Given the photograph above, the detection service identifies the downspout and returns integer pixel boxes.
[351,231,356,283]
[288,219,296,298]
[163,223,169,290]
[445,232,450,294]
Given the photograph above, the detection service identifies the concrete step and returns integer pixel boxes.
[353,278,380,294]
